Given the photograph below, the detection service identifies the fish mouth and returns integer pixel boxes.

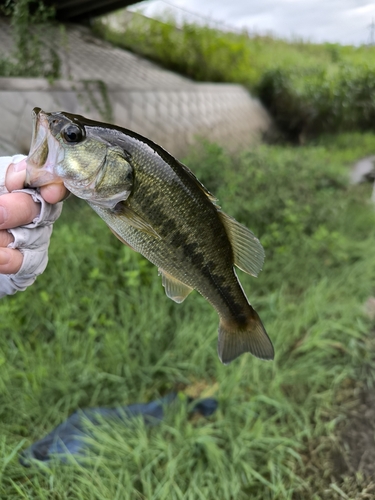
[25,108,64,188]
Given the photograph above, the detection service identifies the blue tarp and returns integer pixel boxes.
[20,393,218,466]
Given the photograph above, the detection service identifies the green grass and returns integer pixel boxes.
[1,134,375,498]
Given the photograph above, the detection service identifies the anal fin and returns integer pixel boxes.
[159,269,193,303]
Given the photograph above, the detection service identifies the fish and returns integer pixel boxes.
[26,107,274,364]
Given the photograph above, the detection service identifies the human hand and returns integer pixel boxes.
[0,155,66,296]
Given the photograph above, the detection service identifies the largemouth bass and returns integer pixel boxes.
[26,108,274,364]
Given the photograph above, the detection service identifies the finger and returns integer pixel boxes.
[40,183,69,204]
[0,247,23,274]
[0,193,40,230]
[0,230,14,247]
[5,158,27,192]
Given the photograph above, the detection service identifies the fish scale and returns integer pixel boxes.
[26,108,274,364]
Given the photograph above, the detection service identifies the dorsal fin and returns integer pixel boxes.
[218,211,265,277]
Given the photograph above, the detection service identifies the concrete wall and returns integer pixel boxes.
[0,78,272,157]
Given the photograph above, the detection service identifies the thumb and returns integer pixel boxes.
[5,157,28,192]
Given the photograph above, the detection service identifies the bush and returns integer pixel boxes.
[257,66,375,141]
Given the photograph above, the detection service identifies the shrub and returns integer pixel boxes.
[256,65,375,141]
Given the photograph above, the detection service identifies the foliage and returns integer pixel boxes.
[94,12,375,140]
[1,135,375,497]
[0,0,60,79]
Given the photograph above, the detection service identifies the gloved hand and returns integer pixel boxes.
[0,154,68,297]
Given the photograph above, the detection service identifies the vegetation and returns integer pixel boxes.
[257,66,375,141]
[94,12,375,141]
[0,0,60,79]
[2,134,375,498]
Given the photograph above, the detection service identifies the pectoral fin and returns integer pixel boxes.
[115,203,160,239]
[159,269,193,303]
[218,211,265,277]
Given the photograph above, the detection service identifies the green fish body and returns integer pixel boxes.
[26,108,274,364]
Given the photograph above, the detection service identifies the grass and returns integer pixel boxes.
[1,134,375,498]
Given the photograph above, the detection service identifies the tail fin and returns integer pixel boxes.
[217,309,274,364]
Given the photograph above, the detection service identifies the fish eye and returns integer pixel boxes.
[62,125,84,144]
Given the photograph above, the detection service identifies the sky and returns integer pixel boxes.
[129,0,375,46]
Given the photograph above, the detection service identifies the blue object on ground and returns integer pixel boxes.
[20,393,218,466]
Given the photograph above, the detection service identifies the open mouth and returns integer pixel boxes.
[25,108,64,188]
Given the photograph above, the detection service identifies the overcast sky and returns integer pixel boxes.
[129,0,375,46]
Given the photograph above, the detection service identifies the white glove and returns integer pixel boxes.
[0,155,63,297]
